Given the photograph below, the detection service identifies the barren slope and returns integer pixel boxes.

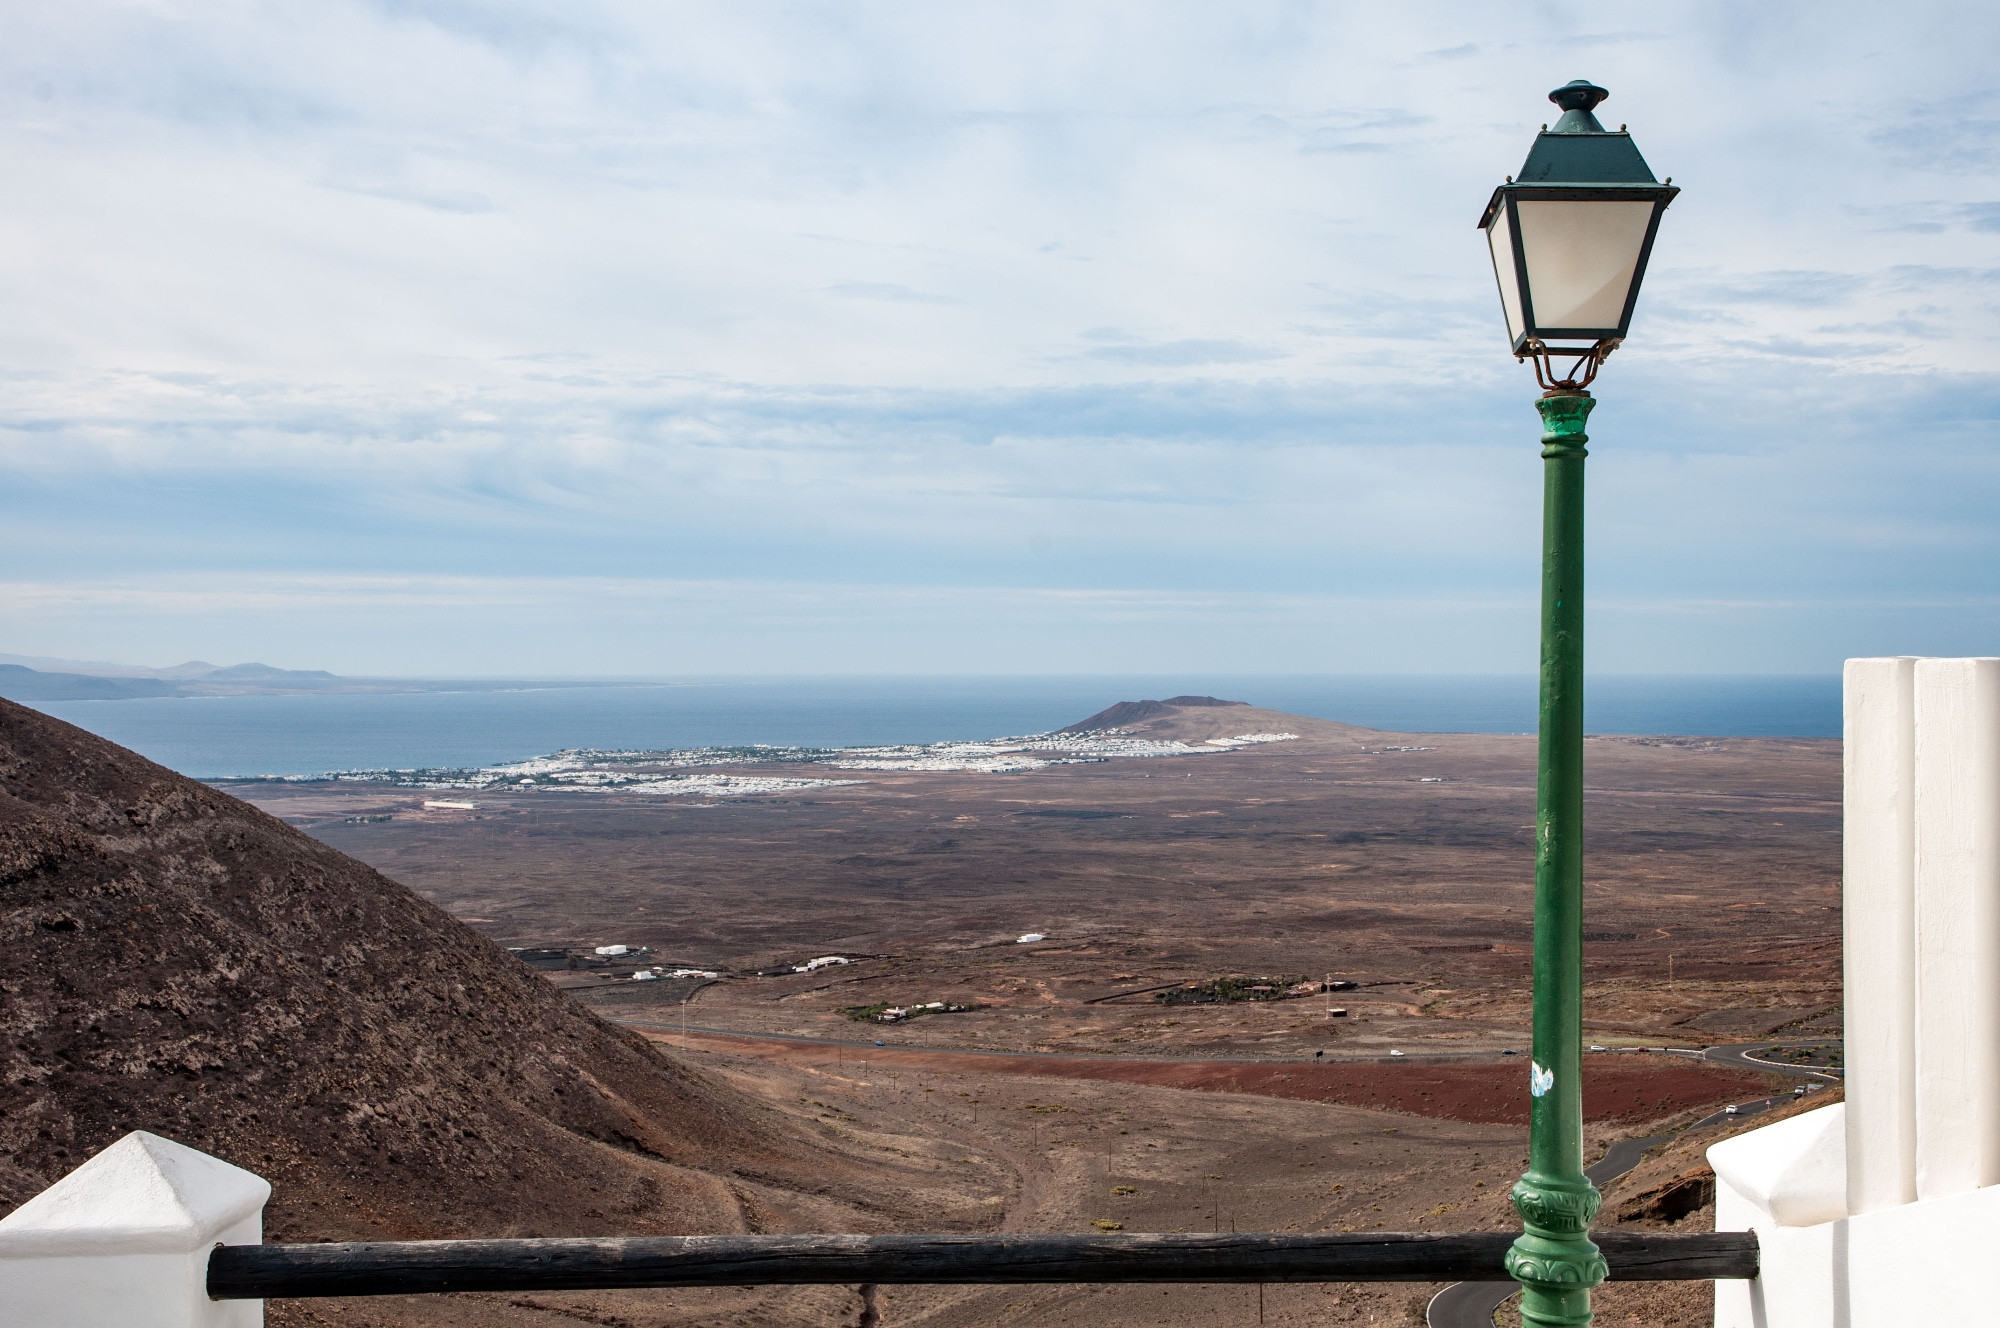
[0,697,936,1246]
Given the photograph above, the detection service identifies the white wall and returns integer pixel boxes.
[1840,656,1915,1213]
[0,1131,269,1328]
[1911,657,2000,1198]
[1715,656,2000,1327]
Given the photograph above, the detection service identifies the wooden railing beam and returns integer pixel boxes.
[208,1230,1756,1300]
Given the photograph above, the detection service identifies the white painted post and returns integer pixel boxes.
[1841,656,1917,1213]
[1710,1103,1848,1328]
[0,1131,270,1328]
[1911,657,2000,1199]
[1713,657,2000,1326]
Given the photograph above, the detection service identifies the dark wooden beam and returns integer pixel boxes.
[208,1230,1757,1300]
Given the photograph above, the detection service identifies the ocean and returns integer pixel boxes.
[29,674,1841,781]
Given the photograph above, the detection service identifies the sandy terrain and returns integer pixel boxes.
[271,1036,1818,1328]
[236,701,1841,1062]
[223,699,1836,1328]
[658,1029,1776,1127]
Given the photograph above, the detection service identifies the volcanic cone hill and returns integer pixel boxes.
[0,698,915,1244]
[1057,695,1370,751]
[1056,694,1247,733]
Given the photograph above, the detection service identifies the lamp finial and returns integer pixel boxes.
[1547,80,1610,133]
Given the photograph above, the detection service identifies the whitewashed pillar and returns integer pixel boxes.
[1710,1102,1849,1328]
[1841,656,1917,1213]
[1911,657,2000,1199]
[0,1131,270,1328]
[1715,658,2000,1326]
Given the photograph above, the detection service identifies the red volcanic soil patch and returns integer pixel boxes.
[1046,1056,1774,1125]
[670,1032,1776,1125]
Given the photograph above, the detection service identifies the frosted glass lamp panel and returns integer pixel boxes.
[1486,205,1526,347]
[1514,199,1655,331]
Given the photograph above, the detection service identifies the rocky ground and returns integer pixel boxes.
[0,697,945,1255]
[4,695,1840,1328]
[247,699,1842,1065]
[269,1038,1816,1328]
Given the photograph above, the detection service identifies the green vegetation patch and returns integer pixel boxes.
[1153,975,1308,1005]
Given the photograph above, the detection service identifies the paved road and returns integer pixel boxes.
[636,1020,1843,1078]
[1424,1043,1839,1328]
[1701,1039,1842,1080]
[1422,1129,1683,1328]
[622,1019,1525,1067]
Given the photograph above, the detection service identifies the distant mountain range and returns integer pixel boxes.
[0,659,348,701]
[0,655,644,702]
[0,653,343,680]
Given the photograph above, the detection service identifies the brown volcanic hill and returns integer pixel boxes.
[0,697,904,1245]
[1058,696,1373,751]
[1058,695,1248,733]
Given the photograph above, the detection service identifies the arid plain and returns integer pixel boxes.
[231,698,1841,1327]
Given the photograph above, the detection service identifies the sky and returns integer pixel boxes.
[3,2,2000,677]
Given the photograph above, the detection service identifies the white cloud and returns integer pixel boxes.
[2,2,1999,672]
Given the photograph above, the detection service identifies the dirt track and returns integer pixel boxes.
[659,1029,1778,1126]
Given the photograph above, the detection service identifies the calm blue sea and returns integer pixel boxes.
[29,675,1840,781]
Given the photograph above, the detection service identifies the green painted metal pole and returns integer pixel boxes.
[1504,388,1608,1328]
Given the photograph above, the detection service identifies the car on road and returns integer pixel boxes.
[1724,1104,1739,1115]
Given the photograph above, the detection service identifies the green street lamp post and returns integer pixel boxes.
[1477,80,1677,1328]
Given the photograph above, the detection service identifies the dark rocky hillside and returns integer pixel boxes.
[0,697,887,1245]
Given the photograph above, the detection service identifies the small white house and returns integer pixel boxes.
[1017,932,1045,944]
[593,944,630,957]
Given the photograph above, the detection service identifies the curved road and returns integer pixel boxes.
[1701,1039,1842,1080]
[1424,1042,1838,1328]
